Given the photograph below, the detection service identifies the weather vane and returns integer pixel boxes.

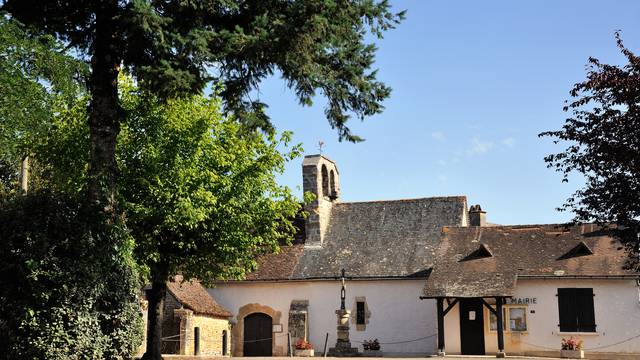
[318,140,325,154]
[340,268,346,310]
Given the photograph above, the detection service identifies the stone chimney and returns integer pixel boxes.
[469,204,486,227]
[302,154,340,247]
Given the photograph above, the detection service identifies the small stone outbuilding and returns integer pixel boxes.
[143,275,232,356]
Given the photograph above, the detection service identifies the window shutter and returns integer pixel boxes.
[576,288,596,332]
[557,288,577,332]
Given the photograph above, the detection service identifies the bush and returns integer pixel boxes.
[363,339,381,351]
[0,192,143,359]
[295,339,313,350]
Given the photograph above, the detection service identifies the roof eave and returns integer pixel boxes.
[215,274,431,284]
[516,274,640,280]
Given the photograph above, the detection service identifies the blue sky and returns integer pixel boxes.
[258,1,640,225]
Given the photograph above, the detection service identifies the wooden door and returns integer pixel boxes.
[243,313,273,356]
[459,298,485,355]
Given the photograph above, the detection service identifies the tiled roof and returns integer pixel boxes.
[240,196,468,280]
[167,275,232,317]
[244,245,305,280]
[421,224,637,298]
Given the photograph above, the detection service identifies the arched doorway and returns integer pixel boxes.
[243,312,273,356]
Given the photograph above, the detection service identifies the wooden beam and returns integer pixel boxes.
[496,297,506,357]
[436,298,445,354]
[481,298,497,316]
[443,298,459,316]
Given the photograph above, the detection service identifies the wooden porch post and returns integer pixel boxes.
[495,297,506,358]
[436,297,445,356]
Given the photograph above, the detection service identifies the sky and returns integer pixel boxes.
[257,0,640,225]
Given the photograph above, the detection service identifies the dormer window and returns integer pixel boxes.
[558,241,594,260]
[459,243,493,262]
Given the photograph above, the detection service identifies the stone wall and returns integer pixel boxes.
[162,292,183,354]
[180,314,231,356]
[288,300,309,342]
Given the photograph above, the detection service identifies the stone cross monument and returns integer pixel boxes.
[327,269,359,356]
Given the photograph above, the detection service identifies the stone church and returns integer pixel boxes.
[210,154,640,358]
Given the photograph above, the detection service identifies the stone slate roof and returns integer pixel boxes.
[421,224,637,299]
[167,275,232,317]
[243,196,468,280]
[245,245,305,280]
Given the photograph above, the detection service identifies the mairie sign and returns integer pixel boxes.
[509,297,537,305]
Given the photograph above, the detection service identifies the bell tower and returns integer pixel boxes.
[302,154,340,247]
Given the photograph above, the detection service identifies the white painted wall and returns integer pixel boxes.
[210,279,437,355]
[444,279,640,355]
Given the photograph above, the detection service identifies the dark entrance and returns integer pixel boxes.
[243,312,273,356]
[459,298,485,355]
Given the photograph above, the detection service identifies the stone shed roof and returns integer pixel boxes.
[243,196,468,280]
[421,224,637,299]
[167,275,232,317]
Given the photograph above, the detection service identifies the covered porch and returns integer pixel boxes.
[425,296,511,358]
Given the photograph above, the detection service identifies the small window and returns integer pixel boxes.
[558,288,596,332]
[222,330,228,355]
[489,308,507,331]
[356,301,366,325]
[489,306,527,332]
[509,307,527,331]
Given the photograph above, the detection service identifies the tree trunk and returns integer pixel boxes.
[20,155,29,193]
[142,268,168,360]
[87,2,120,215]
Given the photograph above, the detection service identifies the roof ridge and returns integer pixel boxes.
[444,223,593,229]
[336,195,467,205]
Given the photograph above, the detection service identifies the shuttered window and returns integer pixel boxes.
[557,288,596,332]
[356,301,366,325]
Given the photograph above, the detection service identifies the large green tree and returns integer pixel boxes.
[540,33,640,262]
[1,0,404,213]
[34,77,303,359]
[0,18,142,360]
[0,17,86,196]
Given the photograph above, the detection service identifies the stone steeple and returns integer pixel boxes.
[302,154,340,247]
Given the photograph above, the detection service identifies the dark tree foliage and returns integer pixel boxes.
[540,33,640,264]
[0,192,143,359]
[0,2,403,358]
[1,0,404,211]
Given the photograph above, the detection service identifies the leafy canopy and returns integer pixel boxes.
[118,78,303,281]
[0,16,86,195]
[35,76,304,281]
[2,0,405,142]
[540,33,640,252]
